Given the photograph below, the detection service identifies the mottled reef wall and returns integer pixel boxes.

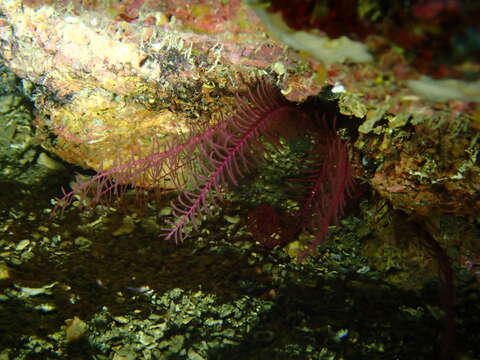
[0,0,478,217]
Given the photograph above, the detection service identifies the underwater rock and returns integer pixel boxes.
[0,0,478,218]
[65,316,88,342]
[0,262,10,280]
[0,0,323,187]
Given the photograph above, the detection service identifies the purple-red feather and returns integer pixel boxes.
[54,78,355,256]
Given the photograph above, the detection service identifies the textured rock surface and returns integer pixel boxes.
[0,0,478,216]
[0,0,322,185]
